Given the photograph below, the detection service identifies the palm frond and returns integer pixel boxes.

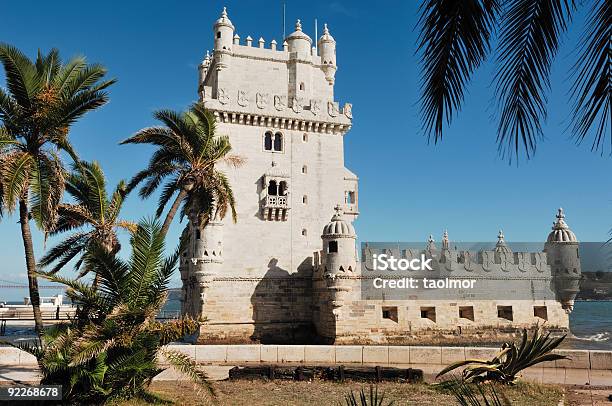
[0,43,38,108]
[495,0,575,162]
[160,349,213,396]
[418,0,500,142]
[127,219,165,307]
[156,177,180,218]
[0,151,33,210]
[38,231,90,273]
[30,151,65,232]
[569,0,611,153]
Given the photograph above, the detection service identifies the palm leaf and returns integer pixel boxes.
[160,349,213,396]
[418,0,499,142]
[0,43,38,108]
[494,0,575,162]
[30,152,64,231]
[0,151,33,210]
[569,0,612,153]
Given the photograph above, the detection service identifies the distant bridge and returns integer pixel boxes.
[0,279,65,290]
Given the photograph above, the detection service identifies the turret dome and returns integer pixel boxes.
[214,7,234,29]
[322,206,355,238]
[495,230,512,253]
[286,19,312,44]
[318,23,335,43]
[547,208,577,243]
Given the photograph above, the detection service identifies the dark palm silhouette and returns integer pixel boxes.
[418,0,611,162]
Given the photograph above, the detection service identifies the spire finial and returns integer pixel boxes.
[323,23,329,34]
[296,19,302,31]
[498,229,505,242]
[334,204,343,215]
[442,230,449,250]
[221,6,227,18]
[557,207,565,220]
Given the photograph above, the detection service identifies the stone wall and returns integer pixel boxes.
[3,345,610,371]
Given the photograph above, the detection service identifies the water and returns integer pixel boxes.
[3,299,611,350]
[567,301,612,350]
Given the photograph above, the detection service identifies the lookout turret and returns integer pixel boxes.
[213,7,234,70]
[318,24,337,85]
[544,208,582,313]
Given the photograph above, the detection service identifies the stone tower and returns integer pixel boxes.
[544,208,582,313]
[313,206,358,342]
[187,8,358,342]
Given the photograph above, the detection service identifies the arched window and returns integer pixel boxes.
[302,133,308,142]
[264,132,273,151]
[299,82,305,91]
[267,180,277,196]
[279,181,287,196]
[217,31,221,38]
[302,229,307,236]
[301,165,307,174]
[273,132,283,151]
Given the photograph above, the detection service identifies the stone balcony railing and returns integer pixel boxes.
[265,195,288,208]
[262,195,289,221]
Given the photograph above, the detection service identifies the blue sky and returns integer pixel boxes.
[0,1,610,299]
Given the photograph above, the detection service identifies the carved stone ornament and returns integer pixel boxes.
[310,99,321,116]
[291,97,303,113]
[344,103,352,119]
[218,88,229,105]
[237,90,249,107]
[327,101,339,117]
[256,92,269,109]
[274,95,286,111]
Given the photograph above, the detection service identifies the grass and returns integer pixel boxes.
[118,380,564,405]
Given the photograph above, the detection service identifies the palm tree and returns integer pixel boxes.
[38,161,136,283]
[418,0,611,162]
[0,44,115,335]
[121,103,242,236]
[13,219,211,404]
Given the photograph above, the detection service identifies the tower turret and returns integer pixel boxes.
[320,206,357,316]
[544,208,582,313]
[285,19,312,59]
[190,213,224,320]
[213,7,234,70]
[318,24,337,85]
[198,51,211,92]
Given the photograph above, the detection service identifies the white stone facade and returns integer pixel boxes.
[180,9,580,344]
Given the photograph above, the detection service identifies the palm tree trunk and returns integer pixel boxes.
[18,198,44,336]
[160,188,189,237]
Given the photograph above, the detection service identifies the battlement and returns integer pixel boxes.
[360,247,551,276]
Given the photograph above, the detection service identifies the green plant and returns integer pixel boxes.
[0,44,114,334]
[438,379,509,406]
[39,161,136,282]
[7,219,211,404]
[121,103,243,236]
[343,385,394,406]
[437,328,567,384]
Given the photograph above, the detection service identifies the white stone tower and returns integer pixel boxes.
[189,8,357,343]
[544,208,582,313]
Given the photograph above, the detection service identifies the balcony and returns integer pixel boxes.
[265,195,288,208]
[262,195,290,221]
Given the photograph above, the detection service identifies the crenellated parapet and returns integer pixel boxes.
[199,8,352,135]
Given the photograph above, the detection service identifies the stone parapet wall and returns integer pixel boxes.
[3,345,609,370]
